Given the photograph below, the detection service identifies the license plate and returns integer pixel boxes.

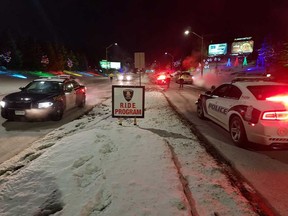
[15,110,25,115]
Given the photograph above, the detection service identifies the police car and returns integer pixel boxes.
[196,76,288,148]
[0,75,86,121]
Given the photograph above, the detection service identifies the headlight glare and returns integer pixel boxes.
[38,102,53,108]
[118,75,124,81]
[0,101,6,108]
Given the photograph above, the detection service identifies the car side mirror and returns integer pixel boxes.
[19,87,25,91]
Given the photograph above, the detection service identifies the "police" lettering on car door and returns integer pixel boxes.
[208,103,228,115]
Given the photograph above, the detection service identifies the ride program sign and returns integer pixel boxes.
[112,85,145,118]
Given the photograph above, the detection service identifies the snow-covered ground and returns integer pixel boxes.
[0,74,258,215]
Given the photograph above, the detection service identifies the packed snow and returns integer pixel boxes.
[0,77,258,215]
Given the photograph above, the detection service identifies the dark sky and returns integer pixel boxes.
[1,0,288,64]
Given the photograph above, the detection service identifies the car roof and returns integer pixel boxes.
[233,81,287,87]
[230,76,288,87]
[33,75,72,82]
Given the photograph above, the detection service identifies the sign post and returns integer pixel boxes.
[134,52,145,86]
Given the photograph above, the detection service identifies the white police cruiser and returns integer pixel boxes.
[196,76,288,148]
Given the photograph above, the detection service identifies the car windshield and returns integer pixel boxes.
[25,81,63,93]
[247,85,288,100]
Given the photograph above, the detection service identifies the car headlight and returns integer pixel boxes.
[38,102,53,108]
[126,75,132,81]
[118,75,124,81]
[0,100,6,108]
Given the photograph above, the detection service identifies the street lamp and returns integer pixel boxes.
[165,52,174,70]
[184,30,204,77]
[106,43,118,61]
[105,43,117,74]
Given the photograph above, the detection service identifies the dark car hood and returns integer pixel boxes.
[4,91,58,102]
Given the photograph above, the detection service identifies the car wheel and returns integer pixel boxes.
[229,115,247,146]
[196,102,205,119]
[1,110,14,121]
[51,103,64,121]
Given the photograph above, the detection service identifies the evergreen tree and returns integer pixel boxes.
[0,31,23,69]
[66,50,78,71]
[276,41,288,68]
[76,53,88,71]
[257,36,275,69]
[19,37,43,70]
[44,42,57,71]
[8,39,23,69]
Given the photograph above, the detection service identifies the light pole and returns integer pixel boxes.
[184,30,204,77]
[165,52,174,70]
[105,43,118,73]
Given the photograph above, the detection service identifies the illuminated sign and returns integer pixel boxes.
[208,43,227,56]
[112,85,145,118]
[231,40,254,55]
[100,60,109,69]
[110,62,121,69]
[100,60,121,69]
[234,37,252,41]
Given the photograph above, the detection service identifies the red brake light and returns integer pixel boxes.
[79,87,86,93]
[266,96,288,103]
[157,75,166,80]
[262,111,288,120]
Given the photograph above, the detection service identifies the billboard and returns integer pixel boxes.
[231,40,254,55]
[208,43,227,56]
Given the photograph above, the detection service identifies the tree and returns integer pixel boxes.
[19,37,43,70]
[76,53,88,71]
[0,32,23,69]
[257,36,275,69]
[257,37,288,81]
[276,41,288,68]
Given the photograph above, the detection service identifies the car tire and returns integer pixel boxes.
[1,110,14,121]
[196,101,206,119]
[51,103,64,121]
[229,115,247,147]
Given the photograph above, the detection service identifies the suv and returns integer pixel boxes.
[0,75,86,121]
[196,76,288,148]
[175,72,193,84]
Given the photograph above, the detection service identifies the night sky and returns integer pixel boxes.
[1,0,288,65]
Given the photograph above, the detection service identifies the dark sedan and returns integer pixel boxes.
[0,75,86,121]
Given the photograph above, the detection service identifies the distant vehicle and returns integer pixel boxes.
[156,73,167,85]
[196,76,288,149]
[0,75,86,121]
[175,72,193,84]
[116,73,134,81]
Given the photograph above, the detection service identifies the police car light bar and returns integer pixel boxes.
[57,75,71,79]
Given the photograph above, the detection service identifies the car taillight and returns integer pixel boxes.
[157,75,166,80]
[262,111,288,120]
[79,88,86,93]
[266,95,288,103]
